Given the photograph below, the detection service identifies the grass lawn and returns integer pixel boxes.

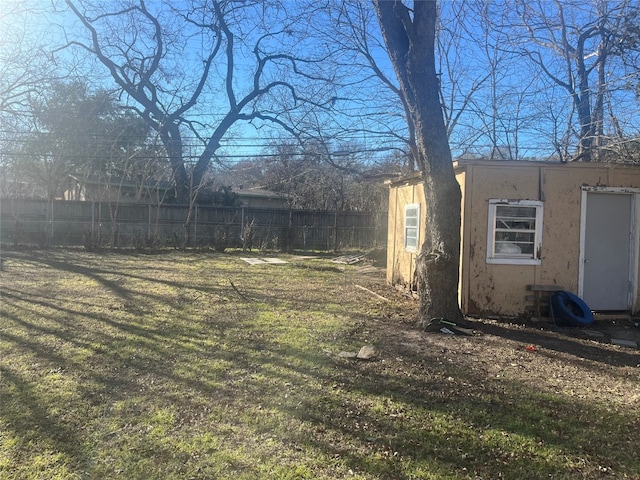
[1,249,639,479]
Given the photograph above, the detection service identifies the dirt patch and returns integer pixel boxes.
[350,269,640,408]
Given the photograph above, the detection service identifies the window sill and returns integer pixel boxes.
[487,257,541,265]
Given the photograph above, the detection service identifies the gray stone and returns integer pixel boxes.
[611,338,638,348]
[357,345,377,360]
[583,330,605,338]
[338,351,357,359]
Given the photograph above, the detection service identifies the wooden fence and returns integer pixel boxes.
[0,198,387,252]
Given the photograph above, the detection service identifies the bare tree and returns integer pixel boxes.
[224,138,388,211]
[0,2,63,198]
[325,1,494,170]
[444,1,545,161]
[374,0,463,324]
[436,1,497,153]
[61,0,335,204]
[0,3,57,118]
[498,0,639,162]
[326,2,418,170]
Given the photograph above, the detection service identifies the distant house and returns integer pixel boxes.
[387,159,640,317]
[233,187,288,209]
[63,174,289,208]
[63,175,173,204]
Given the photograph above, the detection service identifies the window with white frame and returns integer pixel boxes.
[487,200,543,264]
[404,203,420,252]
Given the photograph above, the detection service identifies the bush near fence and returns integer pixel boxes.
[0,198,387,252]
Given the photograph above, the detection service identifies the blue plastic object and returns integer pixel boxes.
[550,291,594,327]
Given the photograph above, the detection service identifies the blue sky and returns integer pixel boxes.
[2,0,639,164]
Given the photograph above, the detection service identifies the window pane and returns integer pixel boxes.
[404,203,420,252]
[496,206,536,218]
[495,241,534,255]
[405,227,417,248]
[491,202,540,260]
[495,242,522,254]
[406,207,418,217]
[495,206,536,230]
[520,243,534,255]
[496,231,535,243]
[496,218,535,230]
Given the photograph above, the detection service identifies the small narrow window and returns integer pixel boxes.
[404,203,420,253]
[487,200,543,265]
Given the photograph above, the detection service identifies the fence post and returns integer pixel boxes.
[333,209,339,253]
[49,200,54,246]
[194,204,198,246]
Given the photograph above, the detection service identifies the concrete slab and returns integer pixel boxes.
[611,338,638,348]
[240,257,266,265]
[261,258,288,264]
[240,257,288,265]
[583,330,606,338]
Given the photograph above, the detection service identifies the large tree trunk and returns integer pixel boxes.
[159,124,190,204]
[416,152,463,324]
[413,102,463,323]
[374,0,463,324]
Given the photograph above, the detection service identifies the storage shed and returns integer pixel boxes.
[386,160,640,317]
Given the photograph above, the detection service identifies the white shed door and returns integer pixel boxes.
[583,192,633,310]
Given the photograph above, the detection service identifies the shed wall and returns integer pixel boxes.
[388,161,640,317]
[386,178,425,290]
[462,164,541,315]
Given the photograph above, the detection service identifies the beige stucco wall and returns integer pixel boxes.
[462,162,640,316]
[386,175,425,290]
[459,163,541,315]
[387,170,467,302]
[388,161,640,317]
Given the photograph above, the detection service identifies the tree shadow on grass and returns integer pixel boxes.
[0,365,90,473]
[1,249,345,314]
[280,344,640,479]
[3,249,637,479]
[475,320,640,368]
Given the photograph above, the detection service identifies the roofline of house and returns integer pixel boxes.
[68,174,174,191]
[385,159,640,187]
[233,188,287,200]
